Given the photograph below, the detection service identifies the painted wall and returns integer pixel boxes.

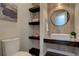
[17,3,33,51]
[0,20,18,55]
[0,20,17,40]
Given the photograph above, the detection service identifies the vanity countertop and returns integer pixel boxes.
[44,38,79,47]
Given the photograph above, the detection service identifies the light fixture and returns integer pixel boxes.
[57,3,63,8]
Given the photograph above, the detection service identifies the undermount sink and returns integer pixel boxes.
[50,34,70,41]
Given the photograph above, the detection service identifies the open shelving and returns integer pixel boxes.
[28,6,40,39]
[28,5,40,55]
[29,21,40,25]
[29,36,40,40]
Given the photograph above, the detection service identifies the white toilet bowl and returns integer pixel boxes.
[1,38,31,56]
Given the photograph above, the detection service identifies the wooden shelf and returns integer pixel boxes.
[29,36,40,40]
[29,48,40,56]
[29,21,40,25]
[29,7,40,13]
[44,38,79,47]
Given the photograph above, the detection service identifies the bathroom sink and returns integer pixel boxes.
[50,34,70,41]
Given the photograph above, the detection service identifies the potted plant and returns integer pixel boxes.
[70,32,76,39]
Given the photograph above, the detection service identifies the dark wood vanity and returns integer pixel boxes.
[44,38,79,47]
[44,38,79,56]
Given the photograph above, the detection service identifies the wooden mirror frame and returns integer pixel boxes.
[50,9,70,27]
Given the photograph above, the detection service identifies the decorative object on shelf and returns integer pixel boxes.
[32,31,39,37]
[70,32,76,39]
[29,6,40,22]
[32,3,40,7]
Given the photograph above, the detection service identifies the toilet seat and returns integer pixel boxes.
[13,51,31,56]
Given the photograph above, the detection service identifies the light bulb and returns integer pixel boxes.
[57,3,62,8]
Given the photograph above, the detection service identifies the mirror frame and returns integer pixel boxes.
[50,9,70,27]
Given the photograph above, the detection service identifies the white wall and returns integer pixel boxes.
[40,3,48,55]
[0,20,17,40]
[17,3,32,51]
[0,20,18,55]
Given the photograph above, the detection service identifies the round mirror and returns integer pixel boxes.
[50,10,69,26]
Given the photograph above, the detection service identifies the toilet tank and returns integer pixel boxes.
[1,38,20,56]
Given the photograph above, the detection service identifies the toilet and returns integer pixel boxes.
[1,38,31,56]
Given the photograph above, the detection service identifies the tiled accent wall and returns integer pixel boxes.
[48,3,75,34]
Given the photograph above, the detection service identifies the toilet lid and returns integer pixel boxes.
[13,51,31,56]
